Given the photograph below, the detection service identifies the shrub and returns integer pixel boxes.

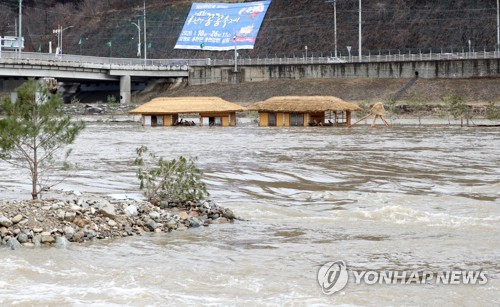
[134,146,209,204]
[486,101,500,120]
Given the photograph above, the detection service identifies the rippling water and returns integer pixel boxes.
[1,119,499,305]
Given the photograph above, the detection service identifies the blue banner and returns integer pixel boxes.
[174,1,271,51]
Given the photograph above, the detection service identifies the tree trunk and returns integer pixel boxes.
[32,147,38,200]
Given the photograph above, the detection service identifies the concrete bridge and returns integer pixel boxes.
[1,50,499,103]
[0,51,191,103]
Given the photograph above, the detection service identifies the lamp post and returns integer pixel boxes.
[143,0,147,62]
[326,0,337,58]
[358,0,362,61]
[305,45,308,62]
[60,25,74,56]
[497,0,499,52]
[347,46,352,62]
[18,0,22,57]
[131,19,142,57]
[233,35,238,72]
[468,39,471,57]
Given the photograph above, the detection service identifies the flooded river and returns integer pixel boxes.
[1,119,499,305]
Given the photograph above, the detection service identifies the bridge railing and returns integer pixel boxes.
[1,50,499,69]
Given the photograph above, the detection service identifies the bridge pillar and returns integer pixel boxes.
[119,75,131,104]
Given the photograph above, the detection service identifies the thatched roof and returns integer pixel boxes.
[370,102,386,116]
[129,97,245,115]
[248,96,361,113]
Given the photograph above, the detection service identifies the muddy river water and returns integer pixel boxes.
[0,119,499,305]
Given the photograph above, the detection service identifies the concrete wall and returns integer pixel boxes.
[189,59,500,85]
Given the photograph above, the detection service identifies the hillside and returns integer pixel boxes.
[0,0,498,59]
[138,77,500,106]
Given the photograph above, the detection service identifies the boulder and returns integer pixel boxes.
[124,205,138,217]
[0,215,13,227]
[98,201,116,218]
[11,214,23,224]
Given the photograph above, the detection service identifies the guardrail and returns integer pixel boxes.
[1,50,499,69]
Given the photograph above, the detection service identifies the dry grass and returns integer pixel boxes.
[157,78,500,107]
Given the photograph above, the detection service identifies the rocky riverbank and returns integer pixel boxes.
[0,193,237,249]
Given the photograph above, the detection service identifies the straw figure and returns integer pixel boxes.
[348,102,391,128]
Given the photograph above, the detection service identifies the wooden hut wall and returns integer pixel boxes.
[199,112,235,126]
[259,113,269,126]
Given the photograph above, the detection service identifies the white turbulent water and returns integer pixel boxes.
[0,120,499,306]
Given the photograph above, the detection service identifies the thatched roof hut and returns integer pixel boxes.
[129,97,245,115]
[248,96,360,127]
[248,96,361,113]
[129,97,245,127]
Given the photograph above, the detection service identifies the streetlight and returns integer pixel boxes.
[233,35,238,72]
[53,25,73,56]
[143,0,147,62]
[326,0,337,58]
[497,0,499,52]
[18,0,22,57]
[60,25,74,55]
[305,45,308,62]
[347,46,352,62]
[358,0,362,61]
[131,19,142,57]
[468,40,472,57]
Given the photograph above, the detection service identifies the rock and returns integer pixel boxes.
[41,235,55,244]
[17,233,29,244]
[179,211,189,220]
[0,215,13,227]
[108,220,117,227]
[22,242,35,248]
[73,230,85,242]
[11,214,23,224]
[70,205,82,212]
[145,219,157,231]
[57,210,66,220]
[222,209,236,220]
[56,236,68,247]
[32,235,42,246]
[0,226,9,235]
[188,217,203,228]
[98,201,116,218]
[165,220,177,230]
[8,237,22,250]
[64,226,75,240]
[149,211,160,220]
[64,211,77,222]
[124,205,138,217]
[154,228,162,233]
[42,205,52,211]
[33,227,43,233]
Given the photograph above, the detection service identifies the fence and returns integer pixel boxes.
[1,49,499,69]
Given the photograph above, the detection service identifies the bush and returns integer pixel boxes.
[486,101,500,120]
[134,146,209,204]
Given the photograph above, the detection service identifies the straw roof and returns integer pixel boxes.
[129,97,245,114]
[248,96,361,113]
[370,102,386,116]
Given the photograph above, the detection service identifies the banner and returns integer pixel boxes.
[174,1,271,51]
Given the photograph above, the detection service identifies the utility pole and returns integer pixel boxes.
[326,0,337,58]
[143,0,147,62]
[358,0,362,61]
[18,0,22,57]
[497,0,499,52]
[131,19,141,57]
